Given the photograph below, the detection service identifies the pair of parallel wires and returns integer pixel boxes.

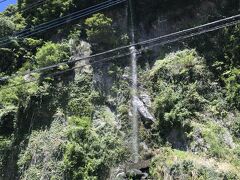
[0,0,46,15]
[0,0,127,46]
[0,0,240,89]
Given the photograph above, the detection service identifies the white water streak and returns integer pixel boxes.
[130,46,139,163]
[129,0,139,163]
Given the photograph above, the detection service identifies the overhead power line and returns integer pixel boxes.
[138,14,240,48]
[10,0,46,15]
[142,19,239,51]
[1,0,46,18]
[0,50,133,90]
[0,0,121,41]
[0,0,127,46]
[0,13,240,84]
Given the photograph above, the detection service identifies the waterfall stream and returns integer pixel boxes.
[129,0,139,163]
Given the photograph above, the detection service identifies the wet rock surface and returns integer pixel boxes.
[111,160,151,180]
[133,96,155,122]
[126,169,148,179]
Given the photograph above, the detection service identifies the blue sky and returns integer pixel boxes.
[0,0,17,12]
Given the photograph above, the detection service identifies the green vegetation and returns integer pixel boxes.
[146,49,240,178]
[64,116,126,180]
[150,147,240,180]
[223,68,240,109]
[85,13,115,50]
[0,0,240,179]
[19,0,73,25]
[148,50,212,137]
[67,73,94,117]
[17,113,67,180]
[35,42,70,67]
[85,13,128,52]
[0,16,15,38]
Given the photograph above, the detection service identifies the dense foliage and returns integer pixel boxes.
[0,0,240,179]
[0,16,15,38]
[35,42,70,67]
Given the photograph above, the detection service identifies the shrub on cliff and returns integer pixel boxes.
[35,42,70,67]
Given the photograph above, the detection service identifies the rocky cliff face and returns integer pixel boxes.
[0,0,240,179]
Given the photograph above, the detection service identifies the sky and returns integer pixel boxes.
[0,0,17,12]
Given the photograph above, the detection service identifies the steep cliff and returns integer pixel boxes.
[0,0,240,179]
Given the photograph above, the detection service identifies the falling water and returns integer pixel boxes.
[129,0,139,163]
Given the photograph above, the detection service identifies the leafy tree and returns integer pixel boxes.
[0,48,17,74]
[85,13,117,52]
[0,37,42,75]
[223,68,240,109]
[1,4,17,16]
[19,0,73,25]
[35,42,70,67]
[0,17,17,74]
[222,25,240,68]
[0,15,31,73]
[10,12,26,31]
[0,16,15,38]
[17,113,67,180]
[188,25,240,76]
[148,50,216,145]
[64,116,126,180]
[2,5,26,31]
[67,73,94,117]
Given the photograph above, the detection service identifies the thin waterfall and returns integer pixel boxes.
[129,0,139,163]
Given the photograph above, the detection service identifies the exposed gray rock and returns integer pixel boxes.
[115,172,127,180]
[70,40,92,74]
[126,169,148,179]
[190,125,236,152]
[222,129,235,149]
[23,70,37,82]
[109,165,127,180]
[127,169,142,175]
[139,142,149,151]
[69,40,92,58]
[190,127,209,153]
[93,64,114,96]
[133,96,155,122]
[139,92,152,108]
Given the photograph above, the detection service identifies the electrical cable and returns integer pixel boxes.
[0,0,126,45]
[0,13,239,83]
[14,0,46,14]
[138,14,240,47]
[2,0,47,16]
[15,0,126,39]
[141,19,240,51]
[0,50,133,90]
[1,0,45,16]
[0,0,124,42]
